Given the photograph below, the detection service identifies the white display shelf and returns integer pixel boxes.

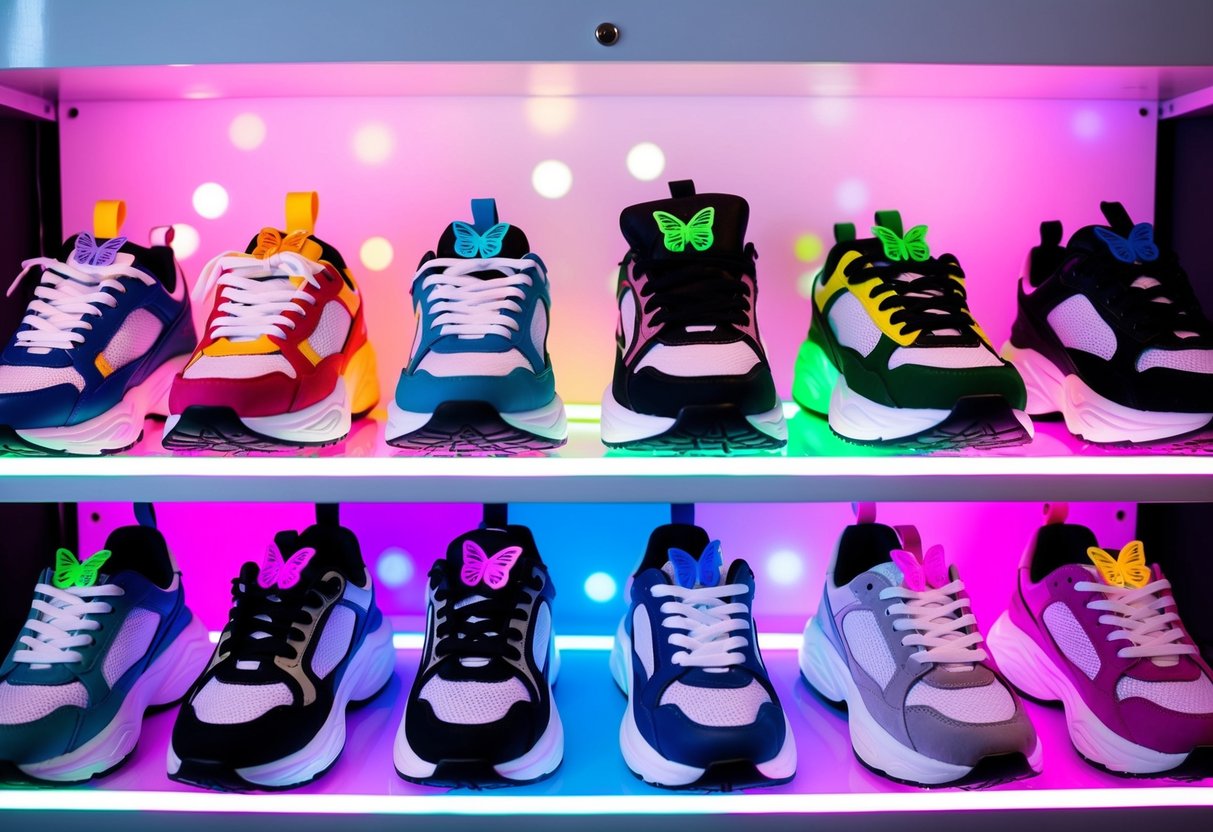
[1,409,1211,504]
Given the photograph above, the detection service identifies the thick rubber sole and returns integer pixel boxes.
[798,615,1042,786]
[987,613,1189,775]
[0,356,186,456]
[17,615,211,783]
[1003,342,1213,444]
[601,387,786,454]
[385,396,567,456]
[610,621,796,790]
[167,617,396,791]
[792,336,1033,450]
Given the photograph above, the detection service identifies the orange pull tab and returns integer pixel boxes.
[94,200,126,238]
[285,192,318,235]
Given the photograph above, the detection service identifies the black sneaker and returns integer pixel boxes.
[168,523,395,791]
[394,525,561,786]
[1003,201,1213,443]
[600,179,786,453]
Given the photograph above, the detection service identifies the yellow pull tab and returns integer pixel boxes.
[94,200,126,238]
[285,192,318,235]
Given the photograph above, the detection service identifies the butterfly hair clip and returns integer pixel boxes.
[871,225,931,263]
[73,233,127,267]
[668,539,723,589]
[1093,224,1159,264]
[1087,541,1151,589]
[891,544,949,592]
[461,540,523,590]
[452,222,511,259]
[258,543,316,590]
[53,548,113,589]
[653,207,715,253]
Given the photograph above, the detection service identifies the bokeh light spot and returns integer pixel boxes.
[376,548,414,587]
[584,571,618,603]
[532,159,573,199]
[353,122,394,165]
[797,270,819,299]
[169,223,200,260]
[794,233,824,263]
[192,182,229,220]
[229,113,266,150]
[835,178,869,214]
[767,550,805,586]
[360,236,394,271]
[626,142,666,181]
[1072,109,1104,141]
[525,97,577,135]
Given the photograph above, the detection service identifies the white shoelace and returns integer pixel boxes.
[6,258,156,353]
[14,582,125,666]
[879,579,988,666]
[652,582,750,668]
[420,257,536,339]
[194,252,324,341]
[1077,577,1197,661]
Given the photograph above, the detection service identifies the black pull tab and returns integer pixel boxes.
[315,503,340,527]
[874,210,904,237]
[1100,201,1134,234]
[134,503,157,529]
[668,180,696,198]
[834,223,856,243]
[1040,220,1063,248]
[482,503,509,530]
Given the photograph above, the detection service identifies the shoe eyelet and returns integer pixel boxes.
[866,583,873,591]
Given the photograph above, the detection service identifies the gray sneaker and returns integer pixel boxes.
[799,504,1040,785]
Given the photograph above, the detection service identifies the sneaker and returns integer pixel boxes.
[385,198,566,455]
[0,524,210,782]
[0,204,195,455]
[610,523,795,788]
[799,504,1039,785]
[792,212,1032,449]
[600,180,786,453]
[163,192,379,451]
[1002,202,1213,443]
[394,524,562,785]
[987,503,1213,773]
[168,522,395,790]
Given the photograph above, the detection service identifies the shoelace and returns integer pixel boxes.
[1076,577,1197,660]
[5,258,156,352]
[222,573,338,663]
[879,579,988,666]
[14,582,125,666]
[194,252,324,341]
[844,253,974,340]
[652,581,751,668]
[633,251,753,331]
[419,257,536,339]
[1085,255,1211,342]
[433,567,539,664]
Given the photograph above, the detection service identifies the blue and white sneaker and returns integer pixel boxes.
[0,213,196,455]
[609,523,796,789]
[385,198,566,454]
[0,523,210,782]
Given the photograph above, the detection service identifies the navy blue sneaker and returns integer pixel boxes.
[0,214,195,455]
[610,523,796,789]
[385,198,566,455]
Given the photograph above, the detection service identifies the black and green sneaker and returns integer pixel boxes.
[792,211,1032,449]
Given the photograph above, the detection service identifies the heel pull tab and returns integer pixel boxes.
[852,502,876,525]
[873,210,903,237]
[1100,201,1134,234]
[894,525,923,558]
[834,223,856,244]
[94,200,126,238]
[1039,220,1063,248]
[134,502,157,529]
[470,198,499,232]
[668,180,696,198]
[1043,502,1069,525]
[286,192,319,235]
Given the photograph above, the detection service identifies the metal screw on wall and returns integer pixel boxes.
[595,22,620,46]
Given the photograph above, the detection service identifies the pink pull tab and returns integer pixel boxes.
[149,226,175,247]
[1043,502,1069,526]
[852,502,877,525]
[894,524,923,558]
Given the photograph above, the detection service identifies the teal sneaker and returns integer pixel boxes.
[0,524,209,782]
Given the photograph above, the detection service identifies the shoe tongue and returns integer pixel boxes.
[620,188,749,261]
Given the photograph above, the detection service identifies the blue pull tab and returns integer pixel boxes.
[470,198,499,233]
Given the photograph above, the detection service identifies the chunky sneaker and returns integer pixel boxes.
[601,180,786,453]
[987,503,1213,773]
[394,525,562,785]
[0,523,210,782]
[793,212,1031,449]
[799,504,1039,785]
[168,522,395,790]
[386,199,566,455]
[164,192,379,451]
[1002,202,1213,443]
[610,523,795,789]
[0,202,195,455]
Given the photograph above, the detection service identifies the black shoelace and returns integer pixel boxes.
[844,252,974,339]
[434,568,541,664]
[221,574,339,663]
[631,248,755,330]
[1078,253,1211,342]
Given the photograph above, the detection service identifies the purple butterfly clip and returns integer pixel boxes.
[73,233,127,267]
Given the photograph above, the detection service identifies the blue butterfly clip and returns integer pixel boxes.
[668,540,723,589]
[451,221,510,258]
[1094,223,1159,264]
[74,233,127,267]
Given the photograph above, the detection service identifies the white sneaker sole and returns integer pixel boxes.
[987,612,1187,774]
[599,385,787,448]
[384,394,568,444]
[1002,342,1212,443]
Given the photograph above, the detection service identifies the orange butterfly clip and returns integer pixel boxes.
[252,227,311,258]
[1086,541,1151,589]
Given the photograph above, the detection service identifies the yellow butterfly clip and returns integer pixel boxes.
[252,228,312,259]
[1087,541,1151,589]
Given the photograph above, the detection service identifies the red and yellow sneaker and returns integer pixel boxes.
[163,193,378,451]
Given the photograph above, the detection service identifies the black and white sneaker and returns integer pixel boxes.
[600,179,786,453]
[1003,201,1213,443]
[168,523,395,791]
[394,525,561,786]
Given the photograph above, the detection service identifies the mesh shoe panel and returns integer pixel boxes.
[1043,602,1101,680]
[905,679,1016,723]
[101,309,164,372]
[1136,348,1213,375]
[1046,295,1116,360]
[1117,674,1213,714]
[0,365,85,393]
[101,608,160,686]
[191,677,293,724]
[843,609,896,688]
[310,606,354,680]
[634,341,760,377]
[306,303,351,360]
[659,678,771,727]
[0,680,88,723]
[183,353,297,380]
[418,676,529,724]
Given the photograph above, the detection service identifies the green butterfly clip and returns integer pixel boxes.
[653,207,715,253]
[872,224,931,262]
[53,548,112,589]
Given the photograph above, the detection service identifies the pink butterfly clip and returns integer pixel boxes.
[890,544,949,592]
[73,233,127,267]
[258,544,316,589]
[461,541,522,590]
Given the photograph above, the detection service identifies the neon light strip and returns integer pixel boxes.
[208,632,800,651]
[2,788,1211,815]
